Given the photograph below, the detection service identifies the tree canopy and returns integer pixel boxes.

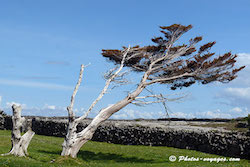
[102,24,245,90]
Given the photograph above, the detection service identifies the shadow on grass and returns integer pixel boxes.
[38,150,157,163]
[78,150,157,163]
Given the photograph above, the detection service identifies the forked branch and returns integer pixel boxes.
[76,47,131,123]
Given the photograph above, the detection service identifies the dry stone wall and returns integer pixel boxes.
[0,111,6,129]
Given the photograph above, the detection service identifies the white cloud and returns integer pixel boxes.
[196,109,232,118]
[196,107,249,118]
[46,105,56,110]
[6,101,27,109]
[3,103,68,116]
[126,109,136,118]
[43,104,58,110]
[170,112,194,118]
[230,107,243,113]
[171,110,232,119]
[237,53,250,66]
[0,78,73,90]
[1,101,248,119]
[169,107,249,119]
[217,87,250,109]
[224,87,250,99]
[111,109,163,119]
[112,109,137,119]
[112,113,128,119]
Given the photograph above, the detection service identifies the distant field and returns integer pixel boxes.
[187,120,249,132]
[0,130,248,167]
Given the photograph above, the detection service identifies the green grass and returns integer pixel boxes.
[0,130,249,167]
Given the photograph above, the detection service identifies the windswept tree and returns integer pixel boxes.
[61,24,245,158]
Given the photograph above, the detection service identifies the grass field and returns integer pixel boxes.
[0,130,249,167]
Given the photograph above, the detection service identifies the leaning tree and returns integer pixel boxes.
[61,24,245,158]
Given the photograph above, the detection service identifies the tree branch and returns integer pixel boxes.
[133,92,187,106]
[76,47,131,123]
[67,64,86,121]
[145,72,194,85]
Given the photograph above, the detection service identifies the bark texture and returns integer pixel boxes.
[1,104,35,157]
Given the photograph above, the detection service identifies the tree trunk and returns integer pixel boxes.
[61,117,80,158]
[61,134,89,158]
[61,118,104,158]
[61,84,145,158]
[1,104,35,157]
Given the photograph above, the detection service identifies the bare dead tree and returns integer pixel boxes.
[61,48,131,157]
[61,24,245,158]
[1,104,35,157]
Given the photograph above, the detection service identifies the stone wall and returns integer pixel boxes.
[0,111,6,129]
[0,115,249,159]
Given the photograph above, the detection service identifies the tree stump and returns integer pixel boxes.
[1,104,35,157]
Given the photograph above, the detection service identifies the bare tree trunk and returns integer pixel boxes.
[61,117,79,157]
[61,49,147,158]
[1,104,35,157]
[61,83,145,158]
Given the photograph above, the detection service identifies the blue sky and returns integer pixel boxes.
[0,0,250,119]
